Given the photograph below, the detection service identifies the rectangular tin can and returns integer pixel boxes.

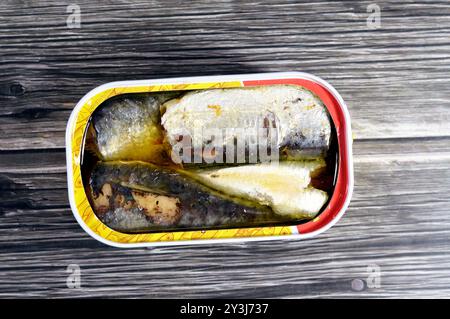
[66,72,353,247]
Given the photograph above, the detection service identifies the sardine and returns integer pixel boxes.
[161,85,331,164]
[88,161,282,233]
[184,159,328,218]
[92,94,172,164]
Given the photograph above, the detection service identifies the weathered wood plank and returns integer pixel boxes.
[2,136,450,174]
[1,0,450,299]
[1,0,450,149]
[1,140,450,298]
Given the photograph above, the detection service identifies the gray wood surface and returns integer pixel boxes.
[1,0,450,298]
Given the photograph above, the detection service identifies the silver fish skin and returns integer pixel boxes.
[92,93,178,164]
[161,85,331,163]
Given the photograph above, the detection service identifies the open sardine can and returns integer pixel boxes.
[66,72,354,247]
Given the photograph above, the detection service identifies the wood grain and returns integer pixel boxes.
[1,0,450,298]
[2,0,450,150]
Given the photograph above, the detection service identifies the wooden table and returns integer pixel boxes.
[1,0,449,298]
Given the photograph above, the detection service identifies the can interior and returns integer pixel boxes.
[79,87,339,234]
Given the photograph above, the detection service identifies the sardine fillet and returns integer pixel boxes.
[187,160,328,218]
[88,162,279,232]
[161,85,331,160]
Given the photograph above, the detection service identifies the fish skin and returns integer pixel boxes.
[89,161,281,232]
[184,160,328,218]
[161,85,331,163]
[92,94,169,164]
